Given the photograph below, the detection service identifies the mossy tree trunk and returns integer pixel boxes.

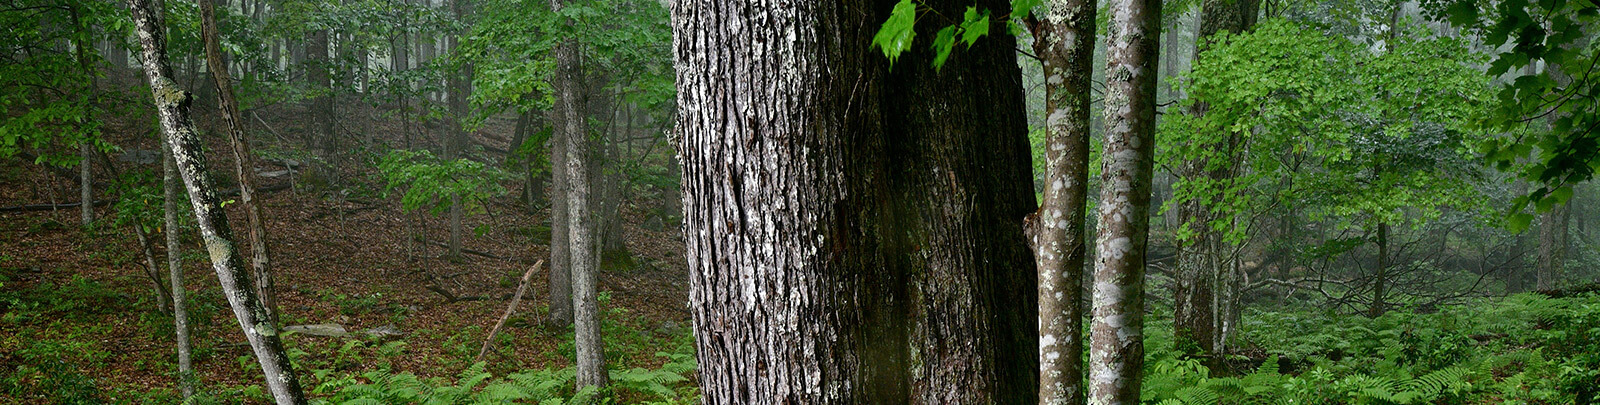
[127,0,306,402]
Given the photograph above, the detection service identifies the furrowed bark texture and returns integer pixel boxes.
[1172,0,1257,360]
[201,0,276,323]
[551,0,606,387]
[127,1,307,402]
[164,142,195,398]
[1028,0,1097,403]
[672,0,1038,402]
[1091,0,1161,401]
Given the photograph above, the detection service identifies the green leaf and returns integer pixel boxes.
[932,25,958,70]
[960,7,990,47]
[873,0,919,66]
[1011,0,1041,19]
[1507,212,1534,233]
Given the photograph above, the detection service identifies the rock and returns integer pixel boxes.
[285,323,349,337]
[118,149,159,165]
[364,324,405,339]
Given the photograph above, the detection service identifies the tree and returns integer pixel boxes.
[1024,0,1097,402]
[674,0,1039,401]
[127,0,308,402]
[1169,0,1258,361]
[1090,0,1161,403]
[549,0,607,388]
[163,141,196,399]
[201,0,277,323]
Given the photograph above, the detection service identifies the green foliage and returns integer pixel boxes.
[872,0,1033,69]
[1145,292,1600,404]
[1159,18,1492,249]
[377,149,511,216]
[1428,0,1600,216]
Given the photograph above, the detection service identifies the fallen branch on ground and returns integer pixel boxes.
[476,260,544,364]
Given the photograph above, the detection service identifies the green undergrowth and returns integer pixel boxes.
[1,270,696,404]
[1143,292,1600,404]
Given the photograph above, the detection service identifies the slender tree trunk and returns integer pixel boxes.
[547,108,574,326]
[550,0,605,387]
[201,0,276,323]
[1027,1,1096,403]
[1091,0,1161,401]
[672,0,1039,401]
[133,218,171,314]
[1370,222,1388,316]
[307,29,333,156]
[442,0,474,260]
[70,8,94,227]
[127,1,307,402]
[164,142,195,398]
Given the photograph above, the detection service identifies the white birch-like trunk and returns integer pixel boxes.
[1027,1,1097,403]
[127,0,306,402]
[1090,0,1161,401]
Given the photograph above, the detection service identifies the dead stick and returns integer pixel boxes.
[475,259,544,364]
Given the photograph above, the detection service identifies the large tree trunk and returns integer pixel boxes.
[1027,0,1097,403]
[164,142,195,398]
[550,0,606,387]
[671,0,1038,402]
[1091,0,1161,401]
[1171,0,1257,361]
[201,0,276,323]
[127,1,306,403]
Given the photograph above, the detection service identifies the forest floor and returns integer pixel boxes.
[0,72,693,403]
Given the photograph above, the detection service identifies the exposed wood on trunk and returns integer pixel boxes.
[126,0,307,401]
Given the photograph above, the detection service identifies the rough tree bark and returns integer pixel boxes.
[550,0,606,387]
[127,1,307,402]
[1091,0,1161,401]
[547,108,574,326]
[1027,0,1097,402]
[1171,0,1257,361]
[201,0,276,323]
[672,0,1039,402]
[164,142,195,398]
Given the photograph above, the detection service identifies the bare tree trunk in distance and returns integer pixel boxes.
[127,1,306,402]
[1026,0,1097,402]
[444,0,471,260]
[672,0,1039,401]
[550,0,605,387]
[70,7,94,227]
[1091,0,1161,400]
[164,142,196,398]
[201,0,277,323]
